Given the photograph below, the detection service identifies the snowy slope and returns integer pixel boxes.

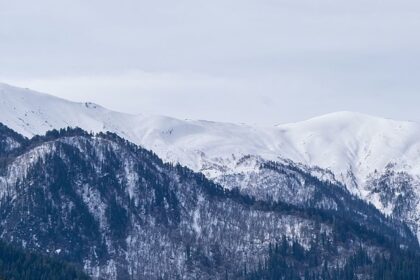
[2,82,420,221]
[1,83,420,182]
[1,129,416,279]
[280,113,420,189]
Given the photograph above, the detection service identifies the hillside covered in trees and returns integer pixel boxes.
[0,240,89,280]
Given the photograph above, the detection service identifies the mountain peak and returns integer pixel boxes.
[295,111,401,126]
[0,82,102,108]
[0,82,58,99]
[314,110,378,120]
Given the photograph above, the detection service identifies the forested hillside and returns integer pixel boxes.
[0,240,88,280]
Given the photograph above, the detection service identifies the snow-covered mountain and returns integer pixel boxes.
[0,125,416,279]
[1,82,420,237]
[3,83,420,181]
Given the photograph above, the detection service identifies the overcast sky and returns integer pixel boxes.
[1,0,420,125]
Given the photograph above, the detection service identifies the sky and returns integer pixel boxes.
[1,0,420,125]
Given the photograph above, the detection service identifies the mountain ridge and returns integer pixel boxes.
[1,82,420,240]
[2,82,420,181]
[0,124,418,279]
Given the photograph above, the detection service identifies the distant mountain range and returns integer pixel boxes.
[0,82,420,279]
[0,123,418,279]
[1,82,419,240]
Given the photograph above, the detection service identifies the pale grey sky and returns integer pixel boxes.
[1,0,420,124]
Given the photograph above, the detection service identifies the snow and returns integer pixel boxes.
[2,82,420,204]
